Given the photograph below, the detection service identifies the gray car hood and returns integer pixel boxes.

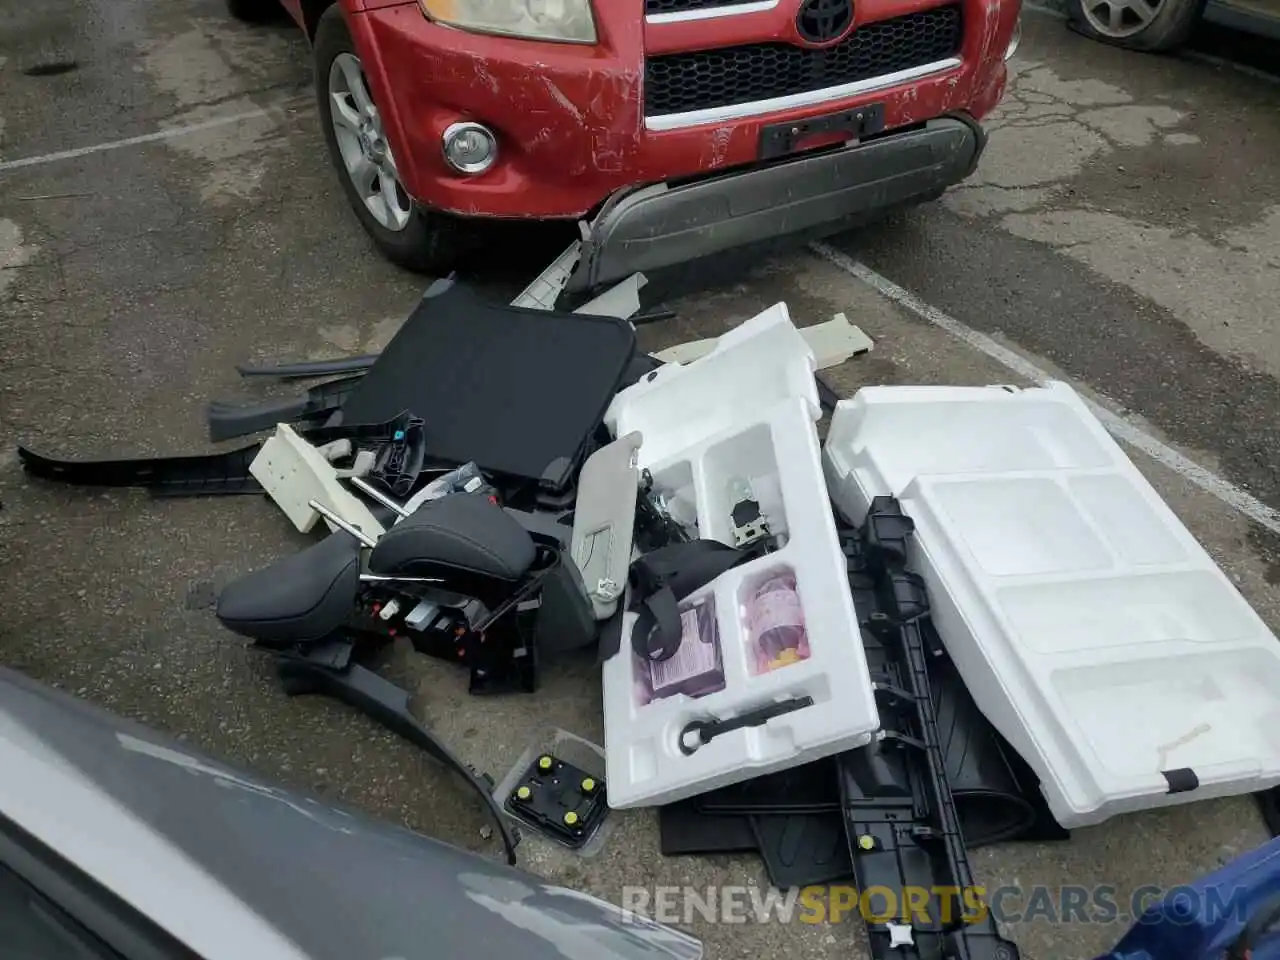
[0,667,701,960]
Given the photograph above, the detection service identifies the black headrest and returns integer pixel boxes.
[369,494,536,581]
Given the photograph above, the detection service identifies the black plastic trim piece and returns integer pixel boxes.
[569,116,986,291]
[273,651,519,865]
[840,497,1021,960]
[18,445,264,496]
[206,375,363,442]
[1163,768,1200,794]
[236,355,378,380]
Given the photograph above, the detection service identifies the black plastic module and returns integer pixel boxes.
[504,753,608,849]
[841,497,1020,960]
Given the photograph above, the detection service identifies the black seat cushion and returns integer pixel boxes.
[217,532,362,644]
[370,494,535,581]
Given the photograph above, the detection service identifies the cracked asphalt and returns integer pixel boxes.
[1,6,1278,959]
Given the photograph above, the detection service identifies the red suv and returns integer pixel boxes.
[230,0,1021,290]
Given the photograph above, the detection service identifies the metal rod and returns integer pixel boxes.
[349,476,409,517]
[308,500,378,548]
[359,574,444,584]
[236,354,379,380]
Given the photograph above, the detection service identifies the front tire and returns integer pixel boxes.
[313,5,463,274]
[1067,0,1205,50]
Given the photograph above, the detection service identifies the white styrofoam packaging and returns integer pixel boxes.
[822,380,1280,828]
[601,303,880,809]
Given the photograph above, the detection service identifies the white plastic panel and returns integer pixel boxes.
[823,381,1280,828]
[602,305,877,809]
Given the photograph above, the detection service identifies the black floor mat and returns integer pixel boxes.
[659,799,757,855]
[695,758,838,816]
[751,813,851,888]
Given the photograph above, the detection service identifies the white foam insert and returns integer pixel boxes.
[822,381,1280,828]
[602,304,878,809]
[604,303,821,466]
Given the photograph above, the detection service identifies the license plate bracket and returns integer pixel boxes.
[758,102,886,160]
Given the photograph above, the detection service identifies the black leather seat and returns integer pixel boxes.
[370,493,536,581]
[217,532,362,645]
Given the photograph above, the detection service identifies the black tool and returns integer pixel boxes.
[677,697,814,756]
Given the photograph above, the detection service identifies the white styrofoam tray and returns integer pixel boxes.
[601,304,879,809]
[822,381,1280,828]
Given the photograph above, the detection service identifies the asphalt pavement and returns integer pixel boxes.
[1,5,1277,959]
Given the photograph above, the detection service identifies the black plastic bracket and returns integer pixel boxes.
[758,102,886,160]
[863,495,916,570]
[1163,768,1200,794]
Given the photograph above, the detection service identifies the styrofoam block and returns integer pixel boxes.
[604,396,878,809]
[605,302,820,468]
[822,380,1280,828]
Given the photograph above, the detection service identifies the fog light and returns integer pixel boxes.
[442,122,497,175]
[1005,14,1022,60]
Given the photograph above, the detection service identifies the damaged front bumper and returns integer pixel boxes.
[567,114,986,292]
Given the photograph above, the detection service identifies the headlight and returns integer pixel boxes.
[418,0,597,43]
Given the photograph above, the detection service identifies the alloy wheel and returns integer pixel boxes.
[1080,0,1165,37]
[327,52,413,232]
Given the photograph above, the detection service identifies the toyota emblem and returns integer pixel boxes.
[795,0,854,44]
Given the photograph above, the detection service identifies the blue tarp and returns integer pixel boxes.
[1099,837,1280,960]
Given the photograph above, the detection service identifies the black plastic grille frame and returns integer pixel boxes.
[646,0,756,14]
[645,5,963,117]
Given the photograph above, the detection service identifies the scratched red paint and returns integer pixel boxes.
[278,0,1019,220]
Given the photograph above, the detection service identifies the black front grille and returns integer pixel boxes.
[646,0,754,14]
[645,6,962,117]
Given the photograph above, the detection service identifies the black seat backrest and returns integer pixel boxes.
[369,493,536,582]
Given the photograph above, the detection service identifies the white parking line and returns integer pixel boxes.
[0,101,305,174]
[809,241,1280,537]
